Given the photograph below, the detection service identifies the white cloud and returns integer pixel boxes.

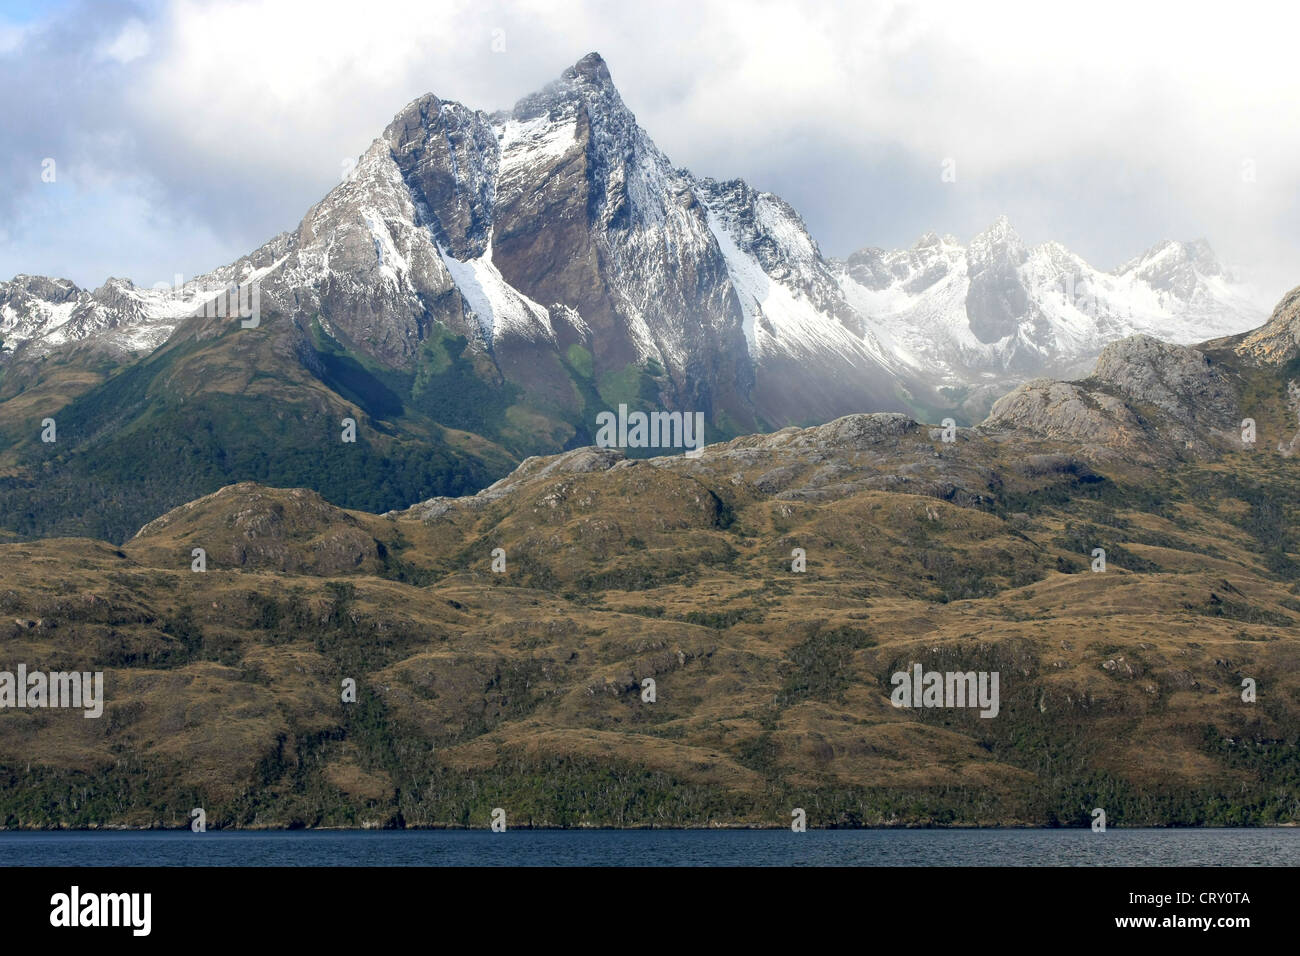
[0,22,29,55]
[99,18,151,64]
[3,0,1299,301]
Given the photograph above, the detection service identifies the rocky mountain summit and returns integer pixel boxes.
[148,51,903,439]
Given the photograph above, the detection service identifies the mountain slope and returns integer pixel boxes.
[1233,283,1300,366]
[3,279,1300,827]
[982,281,1300,466]
[3,335,1299,826]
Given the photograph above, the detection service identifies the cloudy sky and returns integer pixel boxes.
[2,0,1297,302]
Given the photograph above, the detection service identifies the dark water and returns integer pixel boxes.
[0,828,1296,866]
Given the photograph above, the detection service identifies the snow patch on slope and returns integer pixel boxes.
[364,212,410,286]
[497,113,578,171]
[707,209,879,366]
[704,212,759,355]
[437,240,555,343]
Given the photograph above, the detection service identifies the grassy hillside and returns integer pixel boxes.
[0,314,519,542]
[0,308,753,543]
[1,411,1297,828]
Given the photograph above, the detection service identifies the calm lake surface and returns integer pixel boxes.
[1,828,1296,866]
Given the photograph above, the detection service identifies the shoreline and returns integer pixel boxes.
[3,822,1298,833]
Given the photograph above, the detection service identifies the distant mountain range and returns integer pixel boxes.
[0,53,1277,540]
[838,222,1267,415]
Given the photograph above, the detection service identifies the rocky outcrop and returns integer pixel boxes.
[1092,335,1240,425]
[981,334,1243,458]
[981,379,1143,450]
[1234,284,1300,366]
[128,483,382,575]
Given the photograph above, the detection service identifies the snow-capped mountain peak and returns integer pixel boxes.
[968,214,1023,257]
[0,269,271,358]
[835,218,1269,409]
[1,56,1275,435]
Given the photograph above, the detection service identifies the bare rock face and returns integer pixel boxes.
[762,412,919,451]
[982,379,1142,450]
[982,334,1242,457]
[478,446,626,499]
[1235,285,1300,365]
[840,246,895,291]
[1281,380,1300,457]
[386,96,499,260]
[1093,334,1240,426]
